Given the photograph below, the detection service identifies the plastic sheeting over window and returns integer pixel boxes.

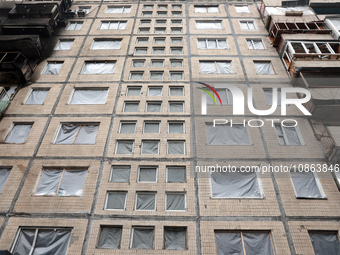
[67,22,83,30]
[197,39,228,49]
[169,122,184,134]
[169,102,184,112]
[116,141,134,154]
[70,89,108,104]
[263,88,281,106]
[5,124,32,144]
[264,6,314,16]
[98,226,122,249]
[127,87,141,96]
[309,232,340,255]
[235,5,250,13]
[166,193,186,210]
[290,172,324,198]
[240,21,256,30]
[124,102,139,112]
[170,60,183,68]
[106,192,127,210]
[55,40,74,50]
[167,141,185,154]
[254,62,274,75]
[247,39,265,50]
[110,166,130,182]
[200,61,233,74]
[92,40,121,50]
[274,124,302,145]
[11,228,72,255]
[26,89,49,105]
[146,102,161,112]
[329,19,340,30]
[211,171,261,198]
[135,192,156,210]
[0,168,10,192]
[195,6,219,13]
[120,122,136,133]
[42,62,63,75]
[99,21,126,30]
[81,62,115,74]
[131,227,154,249]
[206,124,251,145]
[164,227,186,250]
[170,72,184,80]
[139,167,157,182]
[55,124,99,144]
[169,87,184,96]
[105,6,131,13]
[35,169,87,196]
[167,167,185,183]
[144,122,160,133]
[196,21,222,29]
[132,60,145,67]
[151,60,164,68]
[148,87,162,96]
[206,89,232,105]
[141,141,159,154]
[130,72,144,80]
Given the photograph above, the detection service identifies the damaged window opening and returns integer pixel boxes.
[167,140,185,154]
[196,20,222,29]
[164,227,187,250]
[240,20,257,30]
[91,39,121,50]
[205,88,233,105]
[247,39,265,50]
[130,227,154,249]
[54,123,99,144]
[126,87,141,96]
[144,121,160,133]
[123,101,139,112]
[254,61,274,75]
[235,5,250,13]
[274,124,303,145]
[165,192,186,211]
[309,231,340,255]
[67,21,83,30]
[41,62,63,75]
[25,89,49,105]
[115,140,134,154]
[138,167,158,182]
[54,39,74,50]
[141,140,160,154]
[119,121,136,134]
[263,88,281,106]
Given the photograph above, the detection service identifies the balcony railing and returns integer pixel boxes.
[318,126,340,163]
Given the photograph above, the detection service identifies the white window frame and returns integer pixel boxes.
[119,121,136,133]
[148,86,163,96]
[123,101,139,112]
[166,166,186,183]
[115,140,134,154]
[109,165,130,183]
[239,20,257,30]
[274,124,304,146]
[169,86,184,96]
[130,227,154,249]
[143,121,161,134]
[126,86,142,96]
[150,59,165,68]
[137,166,158,183]
[99,21,127,30]
[246,38,265,50]
[168,121,185,134]
[165,192,187,211]
[134,192,157,211]
[197,39,229,49]
[129,71,144,80]
[167,140,186,154]
[290,171,326,199]
[104,191,127,210]
[105,5,131,14]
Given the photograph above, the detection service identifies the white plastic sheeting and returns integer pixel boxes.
[168,122,184,133]
[167,141,185,154]
[55,40,73,50]
[264,7,314,16]
[169,87,184,96]
[235,5,250,13]
[148,87,162,96]
[120,122,136,133]
[254,62,274,75]
[166,193,186,210]
[164,227,186,250]
[196,21,222,29]
[70,89,108,104]
[5,124,32,144]
[206,124,251,145]
[240,21,256,30]
[169,102,184,112]
[98,227,122,249]
[105,6,131,13]
[26,89,49,105]
[110,166,130,182]
[263,88,281,106]
[138,167,157,182]
[106,192,127,209]
[144,122,160,133]
[124,102,139,112]
[290,172,323,198]
[197,39,228,49]
[309,232,340,255]
[167,167,185,183]
[146,102,161,112]
[200,61,233,74]
[135,192,156,210]
[131,228,154,249]
[81,62,115,74]
[0,168,10,192]
[99,21,127,30]
[11,228,71,255]
[247,39,265,50]
[42,62,62,75]
[116,141,134,154]
[195,6,219,13]
[55,124,99,144]
[141,141,159,154]
[92,40,121,50]
[329,19,340,30]
[211,171,261,198]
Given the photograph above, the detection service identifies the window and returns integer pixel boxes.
[153,47,165,54]
[115,140,134,154]
[195,5,219,13]
[54,39,74,50]
[329,19,340,30]
[105,191,127,210]
[254,61,274,75]
[167,140,185,155]
[171,37,182,44]
[197,39,228,49]
[166,166,185,183]
[105,6,131,13]
[139,27,150,34]
[140,19,151,25]
[132,59,145,67]
[151,59,164,68]
[142,11,152,16]
[35,168,87,196]
[148,87,162,96]
[136,37,148,44]
[170,47,183,54]
[134,47,147,54]
[211,171,262,198]
[130,227,154,249]
[0,168,11,192]
[215,231,274,255]
[164,227,186,250]
[158,4,167,9]
[146,101,161,112]
[99,21,126,30]
[309,232,340,255]
[290,171,325,198]
[235,5,250,13]
[119,122,136,133]
[170,59,183,67]
[169,101,184,112]
[70,88,108,104]
[170,71,184,80]
[166,192,186,211]
[138,167,157,182]
[169,87,184,96]
[263,88,281,106]
[41,61,63,75]
[168,121,184,134]
[196,20,222,29]
[110,166,130,183]
[205,88,233,106]
[25,89,49,105]
[150,71,164,80]
[274,124,303,145]
[247,39,265,50]
[141,140,160,154]
[155,27,166,34]
[11,228,72,255]
[5,124,32,144]
[200,61,233,74]
[171,19,182,25]
[143,5,153,9]
[156,19,166,25]
[135,192,156,210]
[154,37,166,44]
[123,102,139,112]
[172,11,182,16]
[55,123,99,144]
[240,20,257,30]
[98,226,122,249]
[81,61,115,74]
[172,4,182,9]
[126,87,141,96]
[66,21,83,30]
[206,124,251,145]
[91,39,121,50]
[144,122,160,133]
[78,6,91,14]
[129,72,144,80]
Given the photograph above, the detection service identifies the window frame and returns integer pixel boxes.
[115,140,135,154]
[24,88,49,105]
[126,86,142,96]
[141,140,160,155]
[134,192,157,211]
[168,121,185,134]
[66,21,83,30]
[97,225,123,249]
[54,39,74,51]
[197,38,229,49]
[290,170,326,199]
[68,87,108,105]
[170,71,184,80]
[105,5,131,14]
[254,61,275,75]
[167,140,186,155]
[119,121,137,134]
[104,191,128,210]
[41,61,63,75]
[81,61,115,75]
[99,20,127,30]
[123,101,140,112]
[5,123,33,144]
[165,192,187,211]
[129,71,144,80]
[274,124,304,146]
[143,121,161,134]
[166,166,186,183]
[130,227,155,249]
[169,86,184,96]
[246,38,265,50]
[199,60,233,74]
[194,5,219,13]
[239,20,257,30]
[137,166,158,183]
[235,5,250,13]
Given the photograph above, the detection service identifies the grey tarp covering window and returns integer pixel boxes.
[206,124,251,145]
[290,172,323,198]
[136,193,156,210]
[110,166,130,182]
[132,60,145,67]
[284,127,301,145]
[168,141,185,154]
[127,88,141,96]
[148,87,162,96]
[170,60,183,67]
[81,62,115,74]
[216,232,243,255]
[166,193,186,210]
[146,102,161,112]
[255,62,274,75]
[42,63,62,75]
[139,168,157,182]
[98,227,122,249]
[167,167,185,183]
[196,21,222,29]
[120,122,136,133]
[26,89,49,105]
[150,72,163,80]
[106,192,126,209]
[35,169,62,196]
[164,227,186,250]
[92,40,121,50]
[55,40,73,50]
[131,228,154,249]
[169,87,184,96]
[124,102,139,112]
[116,141,134,154]
[263,89,281,106]
[70,89,108,104]
[55,124,98,144]
[169,122,184,133]
[169,102,184,112]
[309,232,340,255]
[142,141,159,154]
[58,170,87,196]
[0,168,10,192]
[170,72,183,80]
[144,122,160,133]
[12,228,71,255]
[5,124,32,144]
[211,171,261,198]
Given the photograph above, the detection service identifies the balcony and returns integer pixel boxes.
[0,86,16,115]
[319,126,340,164]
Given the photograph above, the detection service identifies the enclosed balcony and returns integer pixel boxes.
[0,86,16,115]
[319,126,340,164]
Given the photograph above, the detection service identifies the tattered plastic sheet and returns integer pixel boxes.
[26,89,49,105]
[136,193,156,210]
[131,228,154,249]
[139,168,157,182]
[98,227,122,249]
[166,193,185,210]
[206,124,250,145]
[55,124,98,144]
[0,168,10,192]
[309,232,340,255]
[70,89,108,104]
[290,171,323,198]
[164,227,186,250]
[255,62,274,75]
[168,141,185,154]
[81,62,115,74]
[35,169,62,196]
[167,167,185,183]
[264,6,314,16]
[55,40,73,50]
[5,124,32,144]
[106,192,126,209]
[116,141,134,154]
[42,63,62,75]
[110,166,130,182]
[92,40,121,50]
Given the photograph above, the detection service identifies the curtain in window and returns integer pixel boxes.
[206,124,250,145]
[106,192,126,209]
[70,89,107,104]
[98,227,122,249]
[164,228,186,250]
[110,166,130,182]
[290,172,323,198]
[5,124,32,143]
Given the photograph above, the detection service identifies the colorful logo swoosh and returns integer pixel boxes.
[196,82,223,106]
